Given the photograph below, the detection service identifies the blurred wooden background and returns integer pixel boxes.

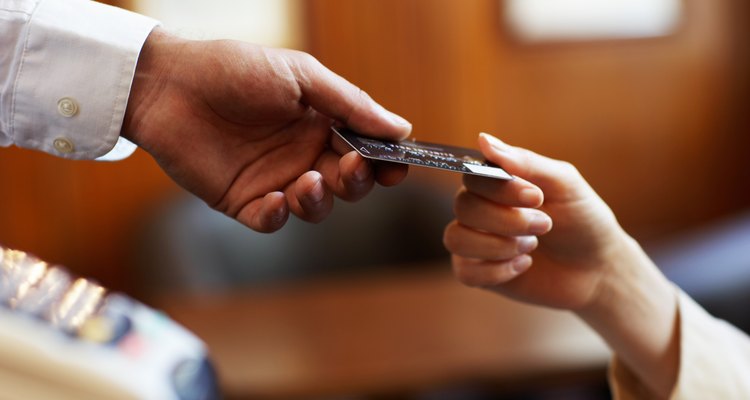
[0,0,747,292]
[305,0,750,240]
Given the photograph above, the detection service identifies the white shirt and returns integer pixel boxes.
[0,0,158,161]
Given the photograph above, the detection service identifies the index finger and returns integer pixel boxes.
[463,174,544,209]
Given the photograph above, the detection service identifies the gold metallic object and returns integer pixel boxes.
[0,245,106,333]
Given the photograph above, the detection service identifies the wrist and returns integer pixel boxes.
[577,230,659,319]
[122,27,185,146]
[577,230,680,398]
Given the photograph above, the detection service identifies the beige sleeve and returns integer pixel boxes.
[609,287,750,399]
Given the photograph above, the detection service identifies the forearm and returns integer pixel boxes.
[577,232,679,399]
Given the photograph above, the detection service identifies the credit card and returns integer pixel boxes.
[332,127,513,180]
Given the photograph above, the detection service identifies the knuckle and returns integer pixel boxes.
[492,239,518,260]
[453,195,471,220]
[492,246,511,261]
[489,267,515,285]
[356,87,373,102]
[354,88,374,112]
[558,160,581,178]
[452,263,481,287]
[292,50,319,66]
[558,161,586,189]
[442,223,461,252]
[558,160,574,172]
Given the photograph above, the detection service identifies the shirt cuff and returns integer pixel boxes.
[11,0,159,161]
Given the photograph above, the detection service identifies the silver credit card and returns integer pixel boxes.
[333,127,513,180]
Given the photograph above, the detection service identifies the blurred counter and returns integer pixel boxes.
[154,267,610,399]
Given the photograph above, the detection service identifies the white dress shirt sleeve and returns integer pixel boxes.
[0,0,159,161]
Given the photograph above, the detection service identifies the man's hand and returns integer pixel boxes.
[122,28,411,232]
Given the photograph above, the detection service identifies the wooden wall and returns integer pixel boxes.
[305,0,750,242]
[0,0,746,291]
[0,147,178,290]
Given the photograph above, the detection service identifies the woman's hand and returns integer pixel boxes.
[444,133,679,398]
[444,132,625,310]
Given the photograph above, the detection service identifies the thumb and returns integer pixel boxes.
[289,52,411,140]
[477,133,588,200]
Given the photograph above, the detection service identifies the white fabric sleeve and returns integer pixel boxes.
[0,0,159,161]
[609,286,750,399]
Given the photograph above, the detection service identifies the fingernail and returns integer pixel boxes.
[519,188,543,207]
[511,255,532,274]
[528,212,552,235]
[480,132,511,152]
[517,236,538,254]
[270,206,286,225]
[309,177,325,203]
[268,206,288,230]
[353,159,371,182]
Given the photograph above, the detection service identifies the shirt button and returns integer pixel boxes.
[57,97,79,117]
[53,137,75,154]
